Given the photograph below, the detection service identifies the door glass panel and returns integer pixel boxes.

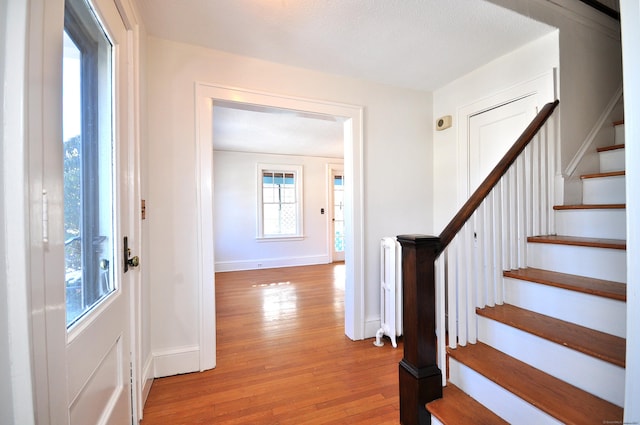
[63,0,115,328]
[333,174,344,253]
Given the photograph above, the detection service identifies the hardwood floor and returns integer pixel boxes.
[141,263,403,424]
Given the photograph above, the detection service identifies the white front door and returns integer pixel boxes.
[62,0,135,423]
[330,166,345,262]
[468,95,539,194]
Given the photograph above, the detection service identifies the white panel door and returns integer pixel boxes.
[62,0,134,423]
[468,96,539,194]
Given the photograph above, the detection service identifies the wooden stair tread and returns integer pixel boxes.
[527,235,626,250]
[448,342,623,424]
[477,304,626,367]
[504,267,626,301]
[427,384,509,425]
[553,203,625,210]
[581,170,625,179]
[597,144,625,152]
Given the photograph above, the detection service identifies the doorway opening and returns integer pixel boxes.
[195,83,365,370]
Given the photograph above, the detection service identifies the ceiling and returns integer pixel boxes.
[212,101,345,158]
[136,0,556,157]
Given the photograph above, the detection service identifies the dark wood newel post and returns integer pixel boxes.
[396,234,443,425]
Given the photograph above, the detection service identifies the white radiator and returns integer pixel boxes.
[374,237,402,348]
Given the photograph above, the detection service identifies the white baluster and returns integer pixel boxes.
[458,226,468,347]
[436,251,447,386]
[517,154,527,269]
[447,237,458,350]
[494,182,504,305]
[539,129,548,234]
[475,206,485,309]
[532,135,541,236]
[465,221,477,344]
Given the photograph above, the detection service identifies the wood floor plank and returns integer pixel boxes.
[447,342,623,424]
[477,304,626,367]
[141,263,404,424]
[503,267,626,301]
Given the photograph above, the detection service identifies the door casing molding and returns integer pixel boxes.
[195,83,366,371]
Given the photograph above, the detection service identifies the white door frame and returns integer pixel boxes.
[195,83,365,354]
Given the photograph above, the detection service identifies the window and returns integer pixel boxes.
[63,0,115,327]
[258,164,303,239]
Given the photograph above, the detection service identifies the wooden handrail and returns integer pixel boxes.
[438,99,559,252]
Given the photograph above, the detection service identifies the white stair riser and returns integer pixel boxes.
[431,417,445,425]
[527,243,626,283]
[599,149,625,173]
[615,124,625,145]
[582,175,625,204]
[478,316,625,406]
[503,277,626,338]
[449,358,562,425]
[555,209,626,240]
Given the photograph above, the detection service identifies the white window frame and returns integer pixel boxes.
[257,163,304,240]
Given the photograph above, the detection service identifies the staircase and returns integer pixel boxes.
[427,121,627,424]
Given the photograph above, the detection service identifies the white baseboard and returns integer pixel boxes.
[365,318,381,340]
[142,354,154,404]
[152,345,200,378]
[215,254,330,272]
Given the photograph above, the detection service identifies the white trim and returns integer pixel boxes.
[195,95,216,371]
[195,82,366,342]
[544,0,621,39]
[456,70,556,207]
[141,353,154,405]
[2,1,36,424]
[215,254,330,272]
[564,85,623,177]
[111,0,144,421]
[621,1,640,422]
[152,346,200,378]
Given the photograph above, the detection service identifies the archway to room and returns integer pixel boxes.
[195,83,365,369]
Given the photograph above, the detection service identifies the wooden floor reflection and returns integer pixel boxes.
[141,263,403,424]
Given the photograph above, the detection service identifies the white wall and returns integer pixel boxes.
[489,0,623,201]
[145,37,433,373]
[0,1,14,421]
[433,31,560,230]
[1,1,36,424]
[214,150,342,271]
[621,1,640,421]
[0,0,35,425]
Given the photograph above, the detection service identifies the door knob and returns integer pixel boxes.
[123,236,140,272]
[127,256,140,268]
